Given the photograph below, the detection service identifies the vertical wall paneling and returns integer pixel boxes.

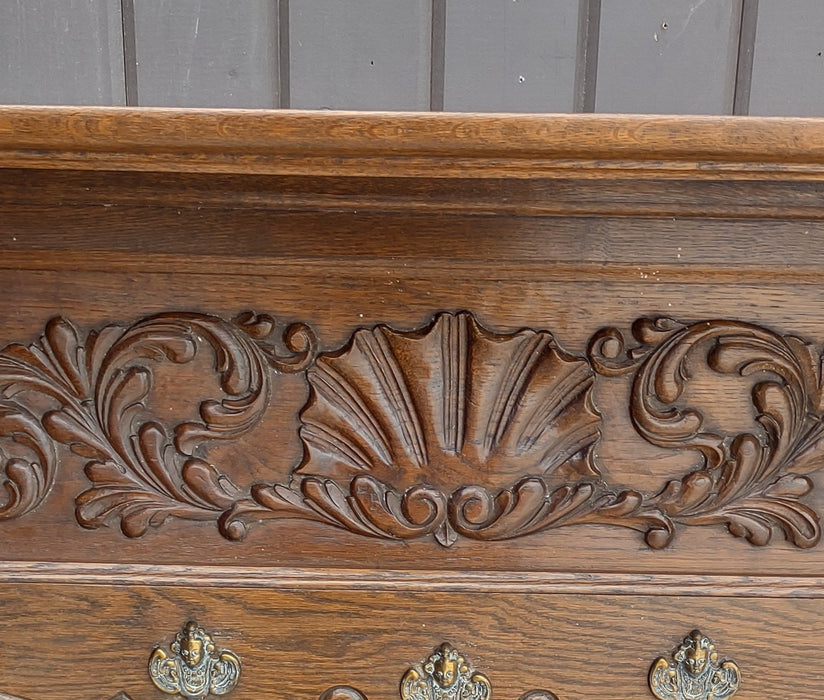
[731,0,758,115]
[133,0,279,108]
[574,0,602,112]
[443,0,579,113]
[278,0,291,108]
[430,0,447,111]
[748,0,824,116]
[595,0,742,114]
[290,0,431,111]
[121,0,139,106]
[0,0,126,106]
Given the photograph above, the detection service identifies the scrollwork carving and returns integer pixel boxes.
[590,317,824,548]
[2,310,824,549]
[0,311,316,540]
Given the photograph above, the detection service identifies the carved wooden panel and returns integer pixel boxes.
[2,310,823,552]
[3,108,824,699]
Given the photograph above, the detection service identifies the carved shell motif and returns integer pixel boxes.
[3,309,824,549]
[291,312,602,546]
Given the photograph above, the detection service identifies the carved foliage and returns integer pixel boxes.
[2,310,824,549]
[590,318,824,548]
[0,312,316,540]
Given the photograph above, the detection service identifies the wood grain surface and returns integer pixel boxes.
[1,584,821,699]
[1,109,824,698]
[5,108,824,177]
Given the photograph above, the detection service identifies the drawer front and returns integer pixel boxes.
[0,582,819,699]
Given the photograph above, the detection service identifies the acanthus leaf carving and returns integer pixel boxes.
[0,311,317,540]
[589,317,823,548]
[2,310,824,549]
[0,399,56,520]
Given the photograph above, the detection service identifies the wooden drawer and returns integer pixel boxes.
[2,580,821,699]
[2,108,824,699]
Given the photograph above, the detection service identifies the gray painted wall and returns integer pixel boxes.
[0,0,820,115]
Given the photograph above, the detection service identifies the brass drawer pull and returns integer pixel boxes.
[149,621,241,699]
[649,630,740,700]
[321,642,558,700]
[400,643,492,700]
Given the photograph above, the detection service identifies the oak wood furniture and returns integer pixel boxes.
[1,107,824,699]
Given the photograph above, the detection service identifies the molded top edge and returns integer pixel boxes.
[1,107,824,178]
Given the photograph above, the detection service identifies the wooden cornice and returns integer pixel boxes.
[2,106,824,179]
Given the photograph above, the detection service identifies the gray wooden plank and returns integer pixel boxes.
[121,0,139,105]
[732,0,758,115]
[575,0,602,113]
[430,0,447,111]
[0,0,125,106]
[595,0,742,114]
[749,0,824,116]
[290,0,431,111]
[133,0,278,108]
[278,0,290,108]
[444,0,579,113]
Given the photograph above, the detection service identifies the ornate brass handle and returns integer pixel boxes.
[148,621,241,699]
[321,642,558,700]
[8,632,750,699]
[649,630,741,700]
[400,643,492,700]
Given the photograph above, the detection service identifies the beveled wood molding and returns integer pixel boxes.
[3,563,824,597]
[4,107,824,179]
[2,309,824,550]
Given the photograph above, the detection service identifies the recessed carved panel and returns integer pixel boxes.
[2,310,823,549]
